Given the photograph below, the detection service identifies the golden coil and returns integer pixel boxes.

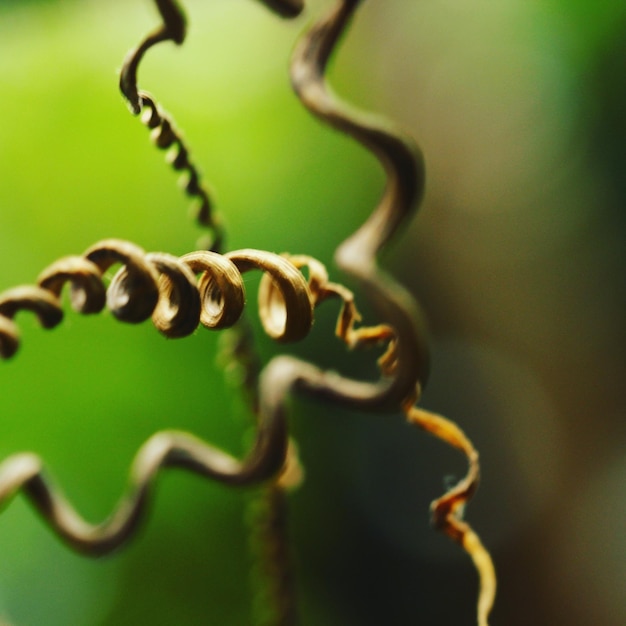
[0,239,394,359]
[0,237,395,556]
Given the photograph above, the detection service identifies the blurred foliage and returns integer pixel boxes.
[0,1,625,625]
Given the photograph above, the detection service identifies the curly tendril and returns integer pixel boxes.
[116,4,305,616]
[283,0,495,622]
[0,239,362,358]
[0,1,495,624]
[119,0,304,252]
[0,236,403,559]
[0,429,287,556]
[119,0,221,251]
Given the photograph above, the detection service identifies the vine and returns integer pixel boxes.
[0,1,495,624]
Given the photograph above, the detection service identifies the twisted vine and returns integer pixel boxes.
[285,0,495,622]
[0,0,496,624]
[118,0,304,251]
[0,240,388,358]
[119,1,308,620]
[0,237,398,550]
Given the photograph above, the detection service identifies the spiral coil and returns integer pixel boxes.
[0,238,396,556]
[118,0,305,251]
[0,1,495,624]
[118,0,221,250]
[0,240,396,360]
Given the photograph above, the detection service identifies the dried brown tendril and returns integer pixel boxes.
[0,239,337,359]
[119,0,221,251]
[405,404,497,626]
[118,0,304,251]
[281,0,495,622]
[118,2,307,618]
[0,0,496,623]
[0,237,397,557]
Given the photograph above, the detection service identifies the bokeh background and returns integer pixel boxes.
[0,0,625,624]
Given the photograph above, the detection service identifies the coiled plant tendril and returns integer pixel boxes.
[0,0,496,624]
[118,0,304,252]
[0,238,399,548]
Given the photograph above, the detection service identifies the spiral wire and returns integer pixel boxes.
[0,1,495,624]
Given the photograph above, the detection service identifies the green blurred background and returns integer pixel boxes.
[0,0,625,624]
